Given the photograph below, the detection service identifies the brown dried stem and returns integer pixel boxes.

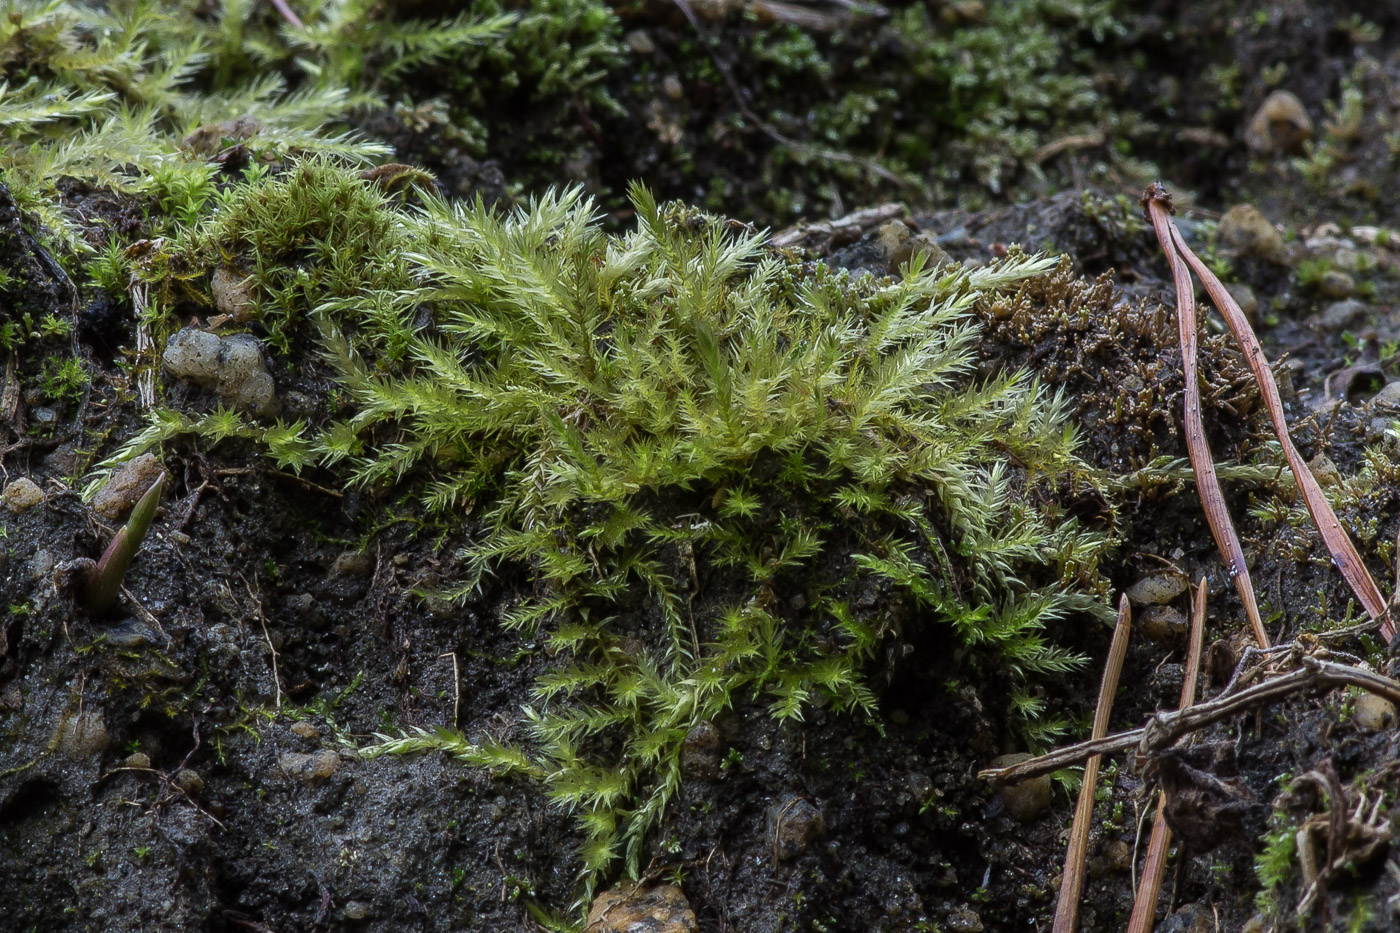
[1126,578,1207,933]
[1141,184,1270,649]
[1053,593,1133,933]
[1164,213,1392,641]
[980,656,1400,786]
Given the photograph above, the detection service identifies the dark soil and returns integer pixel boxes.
[7,2,1400,933]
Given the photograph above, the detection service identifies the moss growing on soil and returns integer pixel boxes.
[90,160,1124,904]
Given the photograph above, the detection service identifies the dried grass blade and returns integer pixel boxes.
[1164,219,1393,641]
[1126,578,1207,933]
[1142,185,1270,649]
[1053,593,1133,933]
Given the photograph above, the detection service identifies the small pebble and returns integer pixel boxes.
[1244,90,1313,155]
[1368,382,1400,413]
[278,749,339,784]
[1317,270,1355,299]
[330,551,374,577]
[1104,838,1133,873]
[55,710,111,758]
[93,453,165,520]
[175,769,204,795]
[28,548,54,580]
[2,477,44,513]
[988,753,1052,822]
[290,720,320,740]
[1126,573,1189,606]
[1224,283,1258,325]
[210,265,256,322]
[1139,605,1188,641]
[124,752,152,770]
[587,883,696,933]
[1319,298,1367,332]
[1354,693,1396,732]
[1308,452,1341,488]
[105,620,159,649]
[624,30,655,55]
[1218,205,1289,265]
[946,906,984,932]
[343,901,370,921]
[771,797,825,860]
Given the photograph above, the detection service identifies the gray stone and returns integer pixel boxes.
[1319,299,1368,332]
[210,265,256,321]
[28,548,54,580]
[1317,270,1355,299]
[1367,381,1400,413]
[164,327,281,418]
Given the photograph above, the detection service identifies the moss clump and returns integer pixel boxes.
[0,0,514,254]
[177,158,417,354]
[114,162,1117,900]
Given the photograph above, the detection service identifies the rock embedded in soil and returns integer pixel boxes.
[1369,381,1400,411]
[175,769,204,795]
[1126,572,1189,606]
[1218,205,1289,265]
[278,748,339,784]
[1139,604,1188,641]
[54,710,110,759]
[2,476,44,512]
[1244,90,1313,155]
[1225,282,1258,326]
[1353,693,1397,732]
[771,797,825,860]
[28,548,54,580]
[987,753,1052,822]
[290,720,319,740]
[1319,298,1368,332]
[210,264,256,322]
[92,453,165,520]
[1316,269,1355,299]
[163,327,281,418]
[586,882,696,933]
[945,905,985,932]
[680,721,721,781]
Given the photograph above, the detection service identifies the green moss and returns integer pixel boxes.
[110,162,1118,904]
[176,158,417,353]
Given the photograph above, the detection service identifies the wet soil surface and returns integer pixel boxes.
[7,3,1400,933]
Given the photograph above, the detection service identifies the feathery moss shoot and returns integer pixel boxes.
[116,163,1116,902]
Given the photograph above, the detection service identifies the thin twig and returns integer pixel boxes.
[1126,578,1207,933]
[981,656,1400,786]
[1053,593,1133,933]
[440,651,460,726]
[244,576,282,711]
